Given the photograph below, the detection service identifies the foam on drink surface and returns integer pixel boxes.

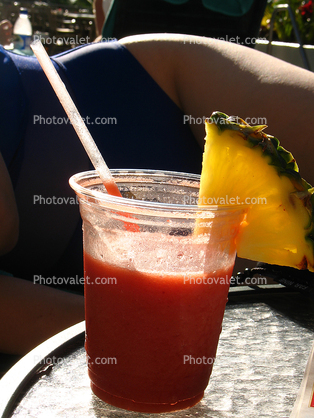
[84,224,234,278]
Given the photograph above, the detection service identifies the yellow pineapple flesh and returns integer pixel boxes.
[198,112,314,271]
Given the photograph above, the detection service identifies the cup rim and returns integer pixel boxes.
[69,169,247,216]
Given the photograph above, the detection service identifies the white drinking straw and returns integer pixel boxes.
[30,39,121,197]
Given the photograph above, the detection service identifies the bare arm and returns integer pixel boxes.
[0,274,84,355]
[0,152,18,255]
[0,155,84,355]
[121,34,314,185]
[93,0,105,37]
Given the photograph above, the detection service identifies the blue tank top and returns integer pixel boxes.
[0,41,202,287]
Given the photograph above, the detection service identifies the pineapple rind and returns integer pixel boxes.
[201,112,314,271]
[210,112,300,177]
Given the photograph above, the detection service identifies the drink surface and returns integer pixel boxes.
[84,251,233,412]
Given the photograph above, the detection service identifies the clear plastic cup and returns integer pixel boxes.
[69,169,246,413]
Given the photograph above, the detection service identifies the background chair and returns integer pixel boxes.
[102,0,268,47]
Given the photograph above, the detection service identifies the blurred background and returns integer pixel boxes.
[0,0,96,55]
[1,1,313,68]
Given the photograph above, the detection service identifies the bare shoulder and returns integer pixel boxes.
[119,33,314,117]
[119,34,186,109]
[119,34,314,183]
[119,33,314,100]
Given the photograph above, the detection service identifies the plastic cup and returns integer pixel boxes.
[69,169,246,413]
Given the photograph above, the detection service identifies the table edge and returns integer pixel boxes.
[0,321,85,418]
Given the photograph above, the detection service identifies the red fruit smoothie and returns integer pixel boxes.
[84,251,232,413]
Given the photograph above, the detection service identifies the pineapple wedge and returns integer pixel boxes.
[199,111,314,271]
